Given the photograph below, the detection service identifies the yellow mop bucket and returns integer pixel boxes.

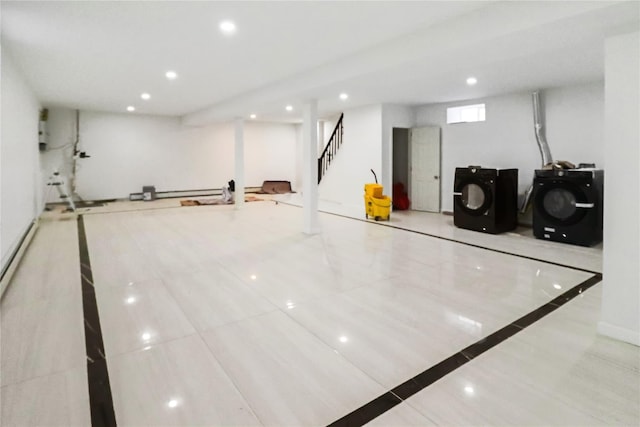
[364,170,391,221]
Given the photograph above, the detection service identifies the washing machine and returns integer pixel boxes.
[453,167,518,234]
[532,168,604,246]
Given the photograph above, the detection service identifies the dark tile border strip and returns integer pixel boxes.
[77,215,117,427]
[327,273,602,426]
[275,201,599,275]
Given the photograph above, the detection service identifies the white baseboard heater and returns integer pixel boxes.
[0,220,39,299]
[129,186,262,201]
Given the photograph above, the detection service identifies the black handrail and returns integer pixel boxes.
[317,113,344,183]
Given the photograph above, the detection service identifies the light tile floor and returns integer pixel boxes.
[1,199,637,426]
[273,193,602,273]
[405,286,639,426]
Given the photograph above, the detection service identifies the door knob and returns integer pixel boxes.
[434,176,439,180]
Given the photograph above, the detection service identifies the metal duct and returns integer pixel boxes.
[520,182,535,214]
[532,91,553,166]
[521,91,554,213]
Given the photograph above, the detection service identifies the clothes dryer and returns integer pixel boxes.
[532,169,604,246]
[453,167,518,234]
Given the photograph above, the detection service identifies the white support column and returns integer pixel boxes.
[599,31,640,346]
[302,100,320,234]
[317,120,325,157]
[234,118,245,209]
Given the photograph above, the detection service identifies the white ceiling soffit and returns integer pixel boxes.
[0,1,490,116]
[1,1,638,125]
[312,1,634,110]
[183,0,639,125]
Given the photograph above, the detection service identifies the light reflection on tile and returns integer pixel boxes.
[161,267,276,332]
[3,200,619,427]
[89,249,158,289]
[237,257,368,309]
[487,287,640,425]
[109,334,261,426]
[404,284,640,426]
[407,366,605,426]
[96,279,196,356]
[273,193,602,273]
[202,310,386,426]
[288,291,458,388]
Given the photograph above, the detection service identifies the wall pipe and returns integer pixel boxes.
[532,91,553,166]
[521,91,554,213]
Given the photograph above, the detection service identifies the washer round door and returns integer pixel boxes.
[455,179,493,215]
[534,181,590,225]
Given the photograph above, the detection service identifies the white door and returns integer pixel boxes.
[410,126,441,212]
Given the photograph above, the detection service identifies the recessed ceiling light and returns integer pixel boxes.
[219,20,237,35]
[141,93,151,100]
[285,105,293,112]
[466,77,477,86]
[165,70,178,80]
[249,114,257,119]
[126,106,135,112]
[339,93,349,101]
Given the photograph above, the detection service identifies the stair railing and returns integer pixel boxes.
[317,113,344,183]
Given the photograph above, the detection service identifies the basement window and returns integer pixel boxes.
[446,103,485,124]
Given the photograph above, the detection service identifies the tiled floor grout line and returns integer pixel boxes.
[197,330,268,427]
[278,300,395,400]
[325,274,603,426]
[0,363,87,390]
[213,252,397,405]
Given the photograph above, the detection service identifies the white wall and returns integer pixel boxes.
[318,104,382,208]
[320,113,341,156]
[0,39,2,406]
[415,82,604,212]
[295,123,303,192]
[40,108,78,203]
[599,31,640,346]
[243,121,298,189]
[45,110,298,200]
[0,49,42,270]
[544,84,604,167]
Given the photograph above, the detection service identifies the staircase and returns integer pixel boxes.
[317,113,344,184]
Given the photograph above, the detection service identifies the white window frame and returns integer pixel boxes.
[446,103,486,124]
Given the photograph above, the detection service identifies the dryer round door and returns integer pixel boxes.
[534,181,590,225]
[455,179,493,216]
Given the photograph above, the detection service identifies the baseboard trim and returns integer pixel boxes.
[444,210,533,228]
[129,186,263,201]
[597,321,640,346]
[0,219,39,299]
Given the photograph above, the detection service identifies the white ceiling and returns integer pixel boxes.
[1,1,638,124]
